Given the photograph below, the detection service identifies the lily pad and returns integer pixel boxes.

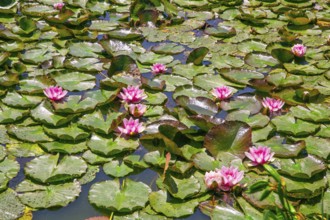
[278,155,326,179]
[103,160,134,177]
[219,68,264,85]
[0,189,25,220]
[89,179,151,212]
[175,96,218,116]
[87,134,139,157]
[16,179,81,209]
[244,52,279,68]
[8,125,53,143]
[149,190,201,218]
[25,154,87,183]
[43,124,90,141]
[290,103,330,123]
[204,121,251,159]
[271,114,320,136]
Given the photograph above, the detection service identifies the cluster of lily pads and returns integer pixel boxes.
[0,0,330,219]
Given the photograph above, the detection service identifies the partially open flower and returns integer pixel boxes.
[218,166,244,191]
[212,86,233,101]
[117,117,145,136]
[262,97,285,113]
[128,104,147,117]
[204,170,222,190]
[291,44,306,57]
[118,85,147,104]
[245,146,275,166]
[43,86,68,101]
[54,2,65,11]
[151,63,167,74]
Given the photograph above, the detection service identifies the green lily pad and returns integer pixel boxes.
[283,63,325,75]
[16,179,81,209]
[299,190,330,216]
[211,55,244,69]
[89,179,151,212]
[87,134,139,157]
[302,136,330,160]
[158,75,192,92]
[238,39,267,53]
[0,158,20,191]
[39,141,88,154]
[290,103,330,123]
[244,52,279,68]
[103,160,134,177]
[221,96,262,114]
[149,190,205,218]
[151,43,185,55]
[138,52,173,65]
[193,74,244,91]
[219,68,264,85]
[266,69,303,87]
[6,142,44,157]
[186,47,209,65]
[256,136,305,158]
[64,58,104,72]
[204,25,236,38]
[172,64,213,80]
[271,114,320,136]
[175,96,218,116]
[284,175,328,199]
[82,150,112,165]
[0,103,28,124]
[2,91,43,108]
[68,42,103,58]
[278,155,326,179]
[226,110,270,129]
[43,124,90,141]
[31,101,77,127]
[204,121,251,159]
[173,85,212,100]
[52,71,96,91]
[163,174,201,200]
[200,202,245,220]
[0,189,25,220]
[78,110,125,134]
[25,154,87,183]
[8,125,53,143]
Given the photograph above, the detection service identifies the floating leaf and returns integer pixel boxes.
[175,96,218,116]
[8,125,53,143]
[89,179,151,212]
[219,68,264,85]
[0,189,25,220]
[25,154,87,183]
[278,155,326,179]
[103,160,134,177]
[204,121,251,159]
[16,180,81,209]
[186,47,209,65]
[87,134,139,157]
[271,114,319,136]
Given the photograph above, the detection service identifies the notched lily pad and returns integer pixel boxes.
[25,154,87,183]
[16,179,81,209]
[89,179,151,212]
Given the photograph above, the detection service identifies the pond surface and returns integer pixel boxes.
[0,0,330,220]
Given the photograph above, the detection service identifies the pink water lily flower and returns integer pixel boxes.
[219,166,244,191]
[245,146,275,166]
[212,86,233,101]
[262,97,285,113]
[118,85,147,104]
[291,44,306,57]
[117,117,145,136]
[128,104,147,117]
[54,2,65,10]
[43,86,68,101]
[204,170,222,190]
[151,63,167,74]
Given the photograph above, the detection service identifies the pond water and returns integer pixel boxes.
[0,0,330,220]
